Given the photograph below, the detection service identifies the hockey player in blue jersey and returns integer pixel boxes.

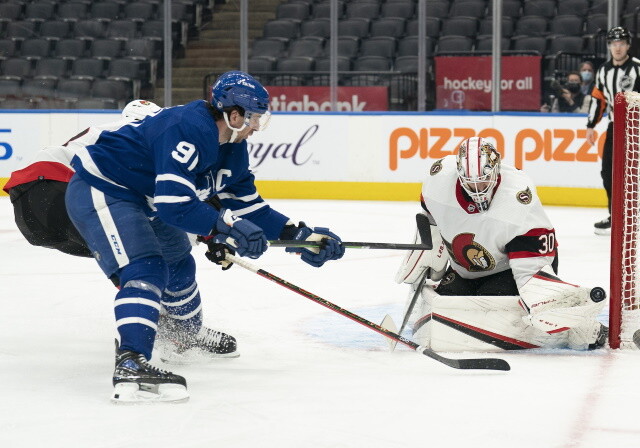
[64,71,345,403]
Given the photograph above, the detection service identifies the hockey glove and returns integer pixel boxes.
[204,241,235,270]
[213,209,268,259]
[283,223,345,268]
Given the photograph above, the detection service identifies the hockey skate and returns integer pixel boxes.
[155,315,239,364]
[594,216,611,235]
[111,344,189,404]
[588,323,609,350]
[567,322,609,350]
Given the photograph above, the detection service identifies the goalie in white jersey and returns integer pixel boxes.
[395,137,608,351]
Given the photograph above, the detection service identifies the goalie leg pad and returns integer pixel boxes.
[525,300,605,333]
[519,266,606,334]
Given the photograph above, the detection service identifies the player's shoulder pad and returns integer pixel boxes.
[169,101,220,146]
[500,165,539,206]
[428,154,457,176]
[428,158,445,176]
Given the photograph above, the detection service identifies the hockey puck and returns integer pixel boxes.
[590,287,606,303]
[633,329,640,350]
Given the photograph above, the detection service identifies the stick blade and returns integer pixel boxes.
[421,348,511,371]
[454,357,511,371]
[380,314,399,351]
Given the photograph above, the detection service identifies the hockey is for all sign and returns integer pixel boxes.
[435,55,542,111]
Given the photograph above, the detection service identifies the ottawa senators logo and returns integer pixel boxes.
[444,233,496,272]
[516,187,532,204]
[430,159,443,176]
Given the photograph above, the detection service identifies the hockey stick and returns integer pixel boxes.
[382,270,430,352]
[383,213,435,350]
[268,240,433,251]
[227,254,510,371]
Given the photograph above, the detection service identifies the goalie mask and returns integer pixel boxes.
[456,137,501,212]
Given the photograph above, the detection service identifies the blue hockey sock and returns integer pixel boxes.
[161,255,203,334]
[115,256,167,359]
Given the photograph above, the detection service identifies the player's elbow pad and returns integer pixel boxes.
[394,213,448,285]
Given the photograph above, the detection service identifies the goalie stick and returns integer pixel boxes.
[383,213,435,351]
[382,270,429,352]
[268,241,433,251]
[226,253,510,372]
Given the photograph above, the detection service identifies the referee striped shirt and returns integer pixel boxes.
[587,56,640,128]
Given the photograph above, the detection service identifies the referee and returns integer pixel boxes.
[586,26,640,235]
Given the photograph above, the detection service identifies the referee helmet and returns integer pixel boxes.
[607,26,631,44]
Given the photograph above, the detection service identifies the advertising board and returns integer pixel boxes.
[435,55,542,111]
[266,86,389,111]
[0,111,609,206]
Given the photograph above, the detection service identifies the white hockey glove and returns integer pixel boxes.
[519,266,606,334]
[395,212,448,285]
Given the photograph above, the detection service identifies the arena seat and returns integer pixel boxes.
[276,3,311,21]
[57,2,89,23]
[436,35,474,53]
[370,17,406,38]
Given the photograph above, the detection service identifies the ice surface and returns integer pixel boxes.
[1,197,639,448]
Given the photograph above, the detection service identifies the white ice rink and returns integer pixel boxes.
[1,196,639,448]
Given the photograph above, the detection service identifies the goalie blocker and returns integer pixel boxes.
[395,212,448,285]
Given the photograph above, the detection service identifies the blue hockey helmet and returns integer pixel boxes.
[211,71,270,115]
[211,71,271,135]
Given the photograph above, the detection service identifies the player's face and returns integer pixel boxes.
[227,110,269,142]
[609,40,630,63]
[464,180,492,193]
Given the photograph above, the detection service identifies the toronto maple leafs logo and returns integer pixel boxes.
[196,172,214,200]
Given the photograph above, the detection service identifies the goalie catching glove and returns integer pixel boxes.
[282,222,345,268]
[212,208,268,259]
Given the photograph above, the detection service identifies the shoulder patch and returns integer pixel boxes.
[430,159,444,176]
[516,187,532,204]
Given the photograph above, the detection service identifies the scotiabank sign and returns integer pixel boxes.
[435,55,542,111]
[266,86,388,111]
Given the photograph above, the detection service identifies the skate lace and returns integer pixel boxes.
[198,329,224,348]
[137,354,171,375]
